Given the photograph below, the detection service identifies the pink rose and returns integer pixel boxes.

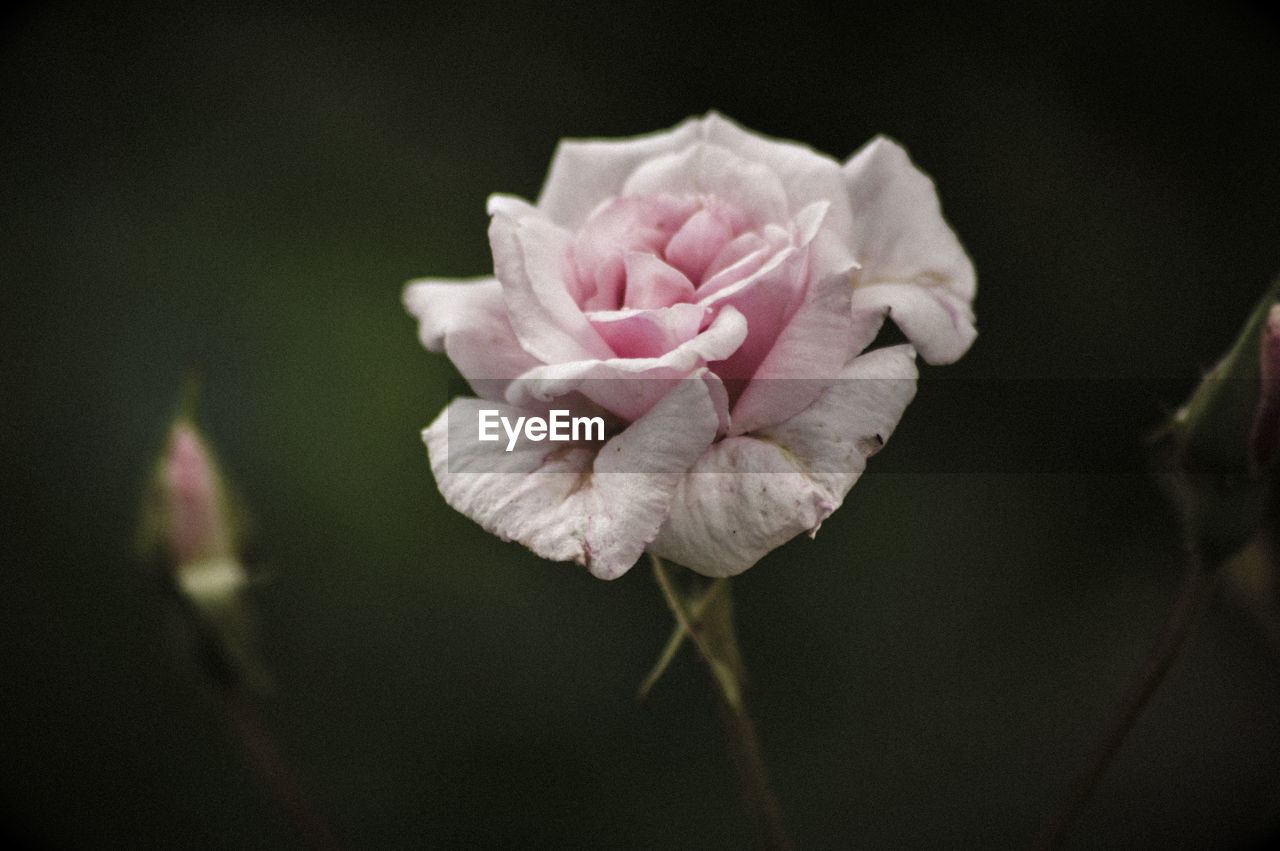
[405,113,975,579]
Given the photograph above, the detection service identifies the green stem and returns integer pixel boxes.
[178,587,337,849]
[637,582,718,704]
[1033,557,1220,850]
[650,554,794,850]
[222,686,342,851]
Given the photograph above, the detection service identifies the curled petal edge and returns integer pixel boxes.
[424,373,723,579]
[648,344,919,577]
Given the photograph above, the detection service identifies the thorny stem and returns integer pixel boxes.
[650,554,795,851]
[1034,556,1220,850]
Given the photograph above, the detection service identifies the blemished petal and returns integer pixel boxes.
[424,376,722,579]
[403,277,542,398]
[648,344,918,577]
[842,135,976,364]
[488,209,615,364]
[506,306,748,422]
[537,118,703,229]
[622,143,791,229]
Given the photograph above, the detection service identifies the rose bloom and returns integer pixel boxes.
[406,113,975,579]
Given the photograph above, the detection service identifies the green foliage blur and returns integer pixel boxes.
[3,0,1279,846]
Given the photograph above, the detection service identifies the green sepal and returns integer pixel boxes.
[1154,277,1280,567]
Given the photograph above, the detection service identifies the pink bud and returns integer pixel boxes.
[164,420,233,565]
[1250,304,1280,470]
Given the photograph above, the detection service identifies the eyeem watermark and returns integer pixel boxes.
[479,409,606,451]
[447,378,1200,474]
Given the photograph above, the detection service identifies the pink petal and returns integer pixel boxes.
[703,248,805,386]
[586,302,708,359]
[701,232,769,287]
[648,345,918,577]
[424,376,722,579]
[488,208,614,364]
[842,136,977,364]
[574,194,700,311]
[505,306,748,422]
[729,268,860,434]
[663,205,737,283]
[696,224,792,303]
[164,422,233,565]
[622,251,696,309]
[700,202,840,396]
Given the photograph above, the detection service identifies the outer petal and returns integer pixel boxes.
[424,376,721,579]
[843,136,977,364]
[537,118,702,229]
[649,344,918,576]
[488,208,615,363]
[700,112,857,256]
[622,143,790,229]
[403,277,542,399]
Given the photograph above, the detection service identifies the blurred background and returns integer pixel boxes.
[3,0,1279,846]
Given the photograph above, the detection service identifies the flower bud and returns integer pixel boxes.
[1249,303,1280,471]
[139,410,268,691]
[1156,279,1280,566]
[163,420,236,566]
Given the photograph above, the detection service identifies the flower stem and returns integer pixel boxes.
[1034,556,1220,850]
[650,554,794,850]
[179,589,338,850]
[637,586,716,704]
[222,686,342,851]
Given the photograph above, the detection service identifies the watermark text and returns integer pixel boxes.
[478,409,606,451]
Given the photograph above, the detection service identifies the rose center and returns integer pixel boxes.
[573,194,756,312]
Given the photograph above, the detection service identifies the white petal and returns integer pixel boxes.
[843,136,976,364]
[700,112,857,250]
[851,282,977,366]
[622,142,790,228]
[403,277,542,398]
[424,377,721,579]
[649,344,918,576]
[536,118,702,229]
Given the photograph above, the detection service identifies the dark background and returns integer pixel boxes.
[3,0,1280,847]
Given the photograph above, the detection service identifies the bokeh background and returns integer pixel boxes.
[4,0,1280,847]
